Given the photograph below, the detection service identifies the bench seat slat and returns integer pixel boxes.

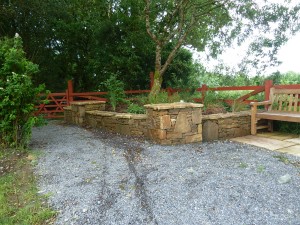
[257,112,300,122]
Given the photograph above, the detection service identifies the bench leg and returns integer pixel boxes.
[251,117,257,135]
[251,105,258,135]
[268,120,274,132]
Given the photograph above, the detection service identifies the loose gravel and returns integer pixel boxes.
[31,120,300,225]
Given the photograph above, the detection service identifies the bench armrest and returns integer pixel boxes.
[250,100,272,106]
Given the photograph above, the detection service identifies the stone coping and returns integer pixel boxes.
[70,101,106,106]
[202,111,251,120]
[86,110,147,120]
[144,102,203,110]
[86,110,116,117]
[63,106,72,110]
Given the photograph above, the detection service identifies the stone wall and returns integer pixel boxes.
[145,103,203,145]
[67,101,106,125]
[63,106,73,124]
[85,110,148,136]
[64,101,255,145]
[202,111,251,141]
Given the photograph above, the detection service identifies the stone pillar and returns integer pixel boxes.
[63,106,73,124]
[144,103,203,145]
[68,101,106,125]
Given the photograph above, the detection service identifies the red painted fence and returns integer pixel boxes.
[35,74,300,119]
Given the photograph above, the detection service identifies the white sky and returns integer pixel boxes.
[213,32,300,75]
[193,0,300,76]
[274,32,300,73]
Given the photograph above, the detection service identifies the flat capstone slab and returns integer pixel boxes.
[144,102,203,110]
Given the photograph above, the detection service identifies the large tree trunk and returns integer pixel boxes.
[149,70,163,99]
[149,45,163,99]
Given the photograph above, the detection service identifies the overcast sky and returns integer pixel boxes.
[274,32,300,73]
[193,0,300,76]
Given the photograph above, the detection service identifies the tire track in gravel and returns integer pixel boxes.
[94,128,158,224]
[124,148,158,225]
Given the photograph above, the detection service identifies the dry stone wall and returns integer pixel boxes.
[64,101,253,145]
[85,110,148,136]
[202,111,251,141]
[144,103,203,145]
[64,101,106,125]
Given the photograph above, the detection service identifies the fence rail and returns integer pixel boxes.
[35,76,300,119]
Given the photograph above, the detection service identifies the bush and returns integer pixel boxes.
[101,74,127,111]
[148,91,169,104]
[127,103,145,114]
[0,36,45,149]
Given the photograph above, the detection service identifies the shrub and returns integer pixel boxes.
[0,36,45,149]
[148,91,169,104]
[127,103,145,114]
[101,74,127,111]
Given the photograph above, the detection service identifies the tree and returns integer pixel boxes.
[144,0,300,98]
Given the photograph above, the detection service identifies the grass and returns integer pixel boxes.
[273,154,291,164]
[256,165,266,173]
[238,162,248,168]
[0,149,56,225]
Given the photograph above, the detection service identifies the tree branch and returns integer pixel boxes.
[144,0,161,46]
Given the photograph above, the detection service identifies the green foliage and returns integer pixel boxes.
[231,100,249,112]
[274,121,300,134]
[148,91,169,104]
[127,103,145,114]
[203,91,226,111]
[0,37,45,149]
[256,165,266,173]
[266,71,300,85]
[273,155,290,165]
[239,162,248,169]
[101,74,126,111]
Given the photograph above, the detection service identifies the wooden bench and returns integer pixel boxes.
[250,87,300,135]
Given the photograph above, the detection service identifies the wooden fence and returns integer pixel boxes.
[35,73,300,118]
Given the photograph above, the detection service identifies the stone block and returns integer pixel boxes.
[116,124,130,135]
[202,120,219,141]
[220,124,238,129]
[198,124,202,134]
[87,116,97,128]
[159,139,172,145]
[157,130,167,140]
[192,109,202,124]
[166,132,182,139]
[168,109,180,115]
[78,106,85,117]
[149,129,166,140]
[174,112,191,133]
[185,134,202,143]
[160,115,171,129]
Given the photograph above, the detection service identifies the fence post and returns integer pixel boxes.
[149,72,154,89]
[67,80,74,104]
[264,80,273,101]
[201,84,208,103]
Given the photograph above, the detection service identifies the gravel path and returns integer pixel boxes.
[31,120,300,225]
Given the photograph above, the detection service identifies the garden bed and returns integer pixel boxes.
[64,101,254,144]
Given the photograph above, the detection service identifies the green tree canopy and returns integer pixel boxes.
[1,0,299,94]
[144,0,300,97]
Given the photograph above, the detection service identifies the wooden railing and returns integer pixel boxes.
[35,75,300,119]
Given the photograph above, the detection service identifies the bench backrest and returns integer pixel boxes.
[269,88,300,112]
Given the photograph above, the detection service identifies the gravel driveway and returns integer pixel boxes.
[31,120,300,225]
